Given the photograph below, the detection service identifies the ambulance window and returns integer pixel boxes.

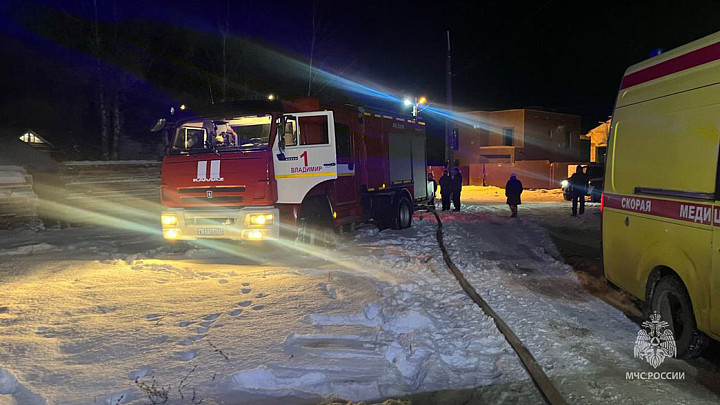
[335,123,352,158]
[298,115,329,145]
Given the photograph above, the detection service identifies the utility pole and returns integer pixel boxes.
[445,30,453,169]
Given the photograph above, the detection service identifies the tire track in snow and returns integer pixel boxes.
[431,209,568,405]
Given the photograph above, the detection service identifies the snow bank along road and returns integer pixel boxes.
[0,202,719,404]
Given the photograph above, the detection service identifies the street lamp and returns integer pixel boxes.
[403,96,427,117]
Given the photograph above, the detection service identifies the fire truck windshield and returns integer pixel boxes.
[171,114,272,154]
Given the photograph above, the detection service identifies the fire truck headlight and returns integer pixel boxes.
[242,229,266,240]
[561,180,569,188]
[162,214,178,226]
[163,228,181,239]
[248,213,274,225]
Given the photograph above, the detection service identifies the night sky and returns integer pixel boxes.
[2,0,720,157]
[122,0,720,127]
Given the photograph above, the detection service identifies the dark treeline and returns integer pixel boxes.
[0,2,384,160]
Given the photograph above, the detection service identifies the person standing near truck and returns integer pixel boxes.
[451,167,463,211]
[569,165,588,216]
[505,173,523,218]
[439,170,452,211]
[427,173,438,208]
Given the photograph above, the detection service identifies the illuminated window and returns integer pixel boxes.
[19,132,45,144]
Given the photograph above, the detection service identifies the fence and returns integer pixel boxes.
[0,166,39,228]
[427,166,470,186]
[33,161,162,226]
[430,161,587,190]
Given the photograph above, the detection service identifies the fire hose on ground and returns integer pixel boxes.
[430,209,568,405]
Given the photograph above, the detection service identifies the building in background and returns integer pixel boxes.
[18,130,55,157]
[453,108,582,165]
[582,119,610,163]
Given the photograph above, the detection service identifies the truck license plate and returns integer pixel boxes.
[197,228,224,236]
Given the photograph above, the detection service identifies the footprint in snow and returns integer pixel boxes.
[229,309,243,316]
[178,321,194,327]
[175,349,198,361]
[129,366,151,380]
[252,305,264,311]
[242,282,250,286]
[241,288,251,294]
[256,293,268,298]
[198,320,214,328]
[237,301,252,307]
[203,313,221,321]
[145,314,163,322]
[196,326,209,334]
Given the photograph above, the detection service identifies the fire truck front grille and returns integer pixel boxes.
[178,187,246,194]
[180,196,244,204]
[187,217,237,226]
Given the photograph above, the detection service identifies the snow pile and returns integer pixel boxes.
[0,166,40,229]
[222,225,522,400]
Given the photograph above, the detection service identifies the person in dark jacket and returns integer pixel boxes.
[451,168,463,211]
[505,173,523,217]
[438,170,452,211]
[569,165,588,216]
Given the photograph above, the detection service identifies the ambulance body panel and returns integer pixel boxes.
[604,31,720,351]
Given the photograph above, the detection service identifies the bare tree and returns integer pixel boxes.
[306,1,337,97]
[221,0,230,100]
[92,0,110,159]
[307,0,318,97]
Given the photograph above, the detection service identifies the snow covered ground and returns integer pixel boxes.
[0,197,719,404]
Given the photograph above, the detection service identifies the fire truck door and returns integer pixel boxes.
[273,111,338,204]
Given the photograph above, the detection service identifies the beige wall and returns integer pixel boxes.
[454,109,582,165]
[586,120,610,163]
[522,110,582,162]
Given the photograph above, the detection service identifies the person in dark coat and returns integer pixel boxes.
[438,170,452,211]
[505,173,523,217]
[569,165,588,216]
[451,167,463,211]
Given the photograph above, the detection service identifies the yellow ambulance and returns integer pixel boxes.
[603,31,720,357]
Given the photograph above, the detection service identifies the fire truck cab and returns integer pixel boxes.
[158,99,428,244]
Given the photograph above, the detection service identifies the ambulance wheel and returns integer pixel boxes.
[391,195,413,230]
[650,276,708,359]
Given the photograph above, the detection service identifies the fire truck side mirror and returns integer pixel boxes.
[150,118,166,132]
[277,116,286,151]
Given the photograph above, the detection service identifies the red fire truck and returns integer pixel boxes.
[157,99,430,244]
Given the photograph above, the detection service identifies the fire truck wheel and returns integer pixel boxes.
[298,203,337,248]
[391,195,413,230]
[164,240,193,252]
[650,276,709,359]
